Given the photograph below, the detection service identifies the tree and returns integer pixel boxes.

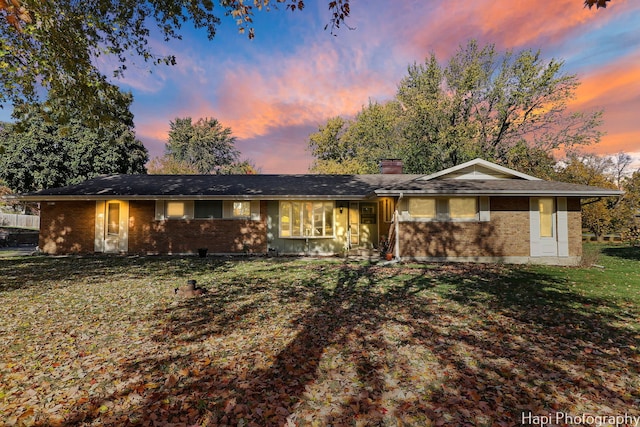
[150,117,258,175]
[0,90,148,193]
[609,151,633,189]
[165,117,239,174]
[0,0,352,123]
[620,170,640,245]
[309,41,603,176]
[554,152,620,241]
[403,41,603,174]
[308,102,403,174]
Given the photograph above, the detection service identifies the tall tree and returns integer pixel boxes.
[400,41,603,174]
[620,170,640,245]
[308,41,604,176]
[153,117,242,174]
[0,90,148,193]
[308,102,403,174]
[554,152,620,241]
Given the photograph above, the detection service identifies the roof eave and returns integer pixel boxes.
[375,190,624,197]
[15,194,375,202]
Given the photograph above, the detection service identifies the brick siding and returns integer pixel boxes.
[128,201,268,254]
[399,197,582,259]
[39,201,95,254]
[567,197,582,257]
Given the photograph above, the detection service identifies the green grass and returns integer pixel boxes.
[0,245,638,426]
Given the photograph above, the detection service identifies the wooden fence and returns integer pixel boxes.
[0,213,40,230]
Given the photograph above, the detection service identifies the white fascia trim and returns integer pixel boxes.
[374,190,623,197]
[418,158,542,181]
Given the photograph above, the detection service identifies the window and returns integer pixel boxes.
[195,201,222,219]
[166,202,185,218]
[280,201,334,238]
[107,203,120,235]
[232,201,251,218]
[539,198,555,237]
[157,200,258,220]
[407,197,480,221]
[449,197,477,219]
[409,198,436,219]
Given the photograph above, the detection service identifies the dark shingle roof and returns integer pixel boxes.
[18,173,622,200]
[375,179,623,197]
[20,174,420,200]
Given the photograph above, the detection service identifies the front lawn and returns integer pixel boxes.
[1,245,638,426]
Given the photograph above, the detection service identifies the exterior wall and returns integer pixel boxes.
[39,201,96,254]
[399,197,531,259]
[399,196,583,264]
[36,196,584,260]
[567,197,582,257]
[127,200,268,254]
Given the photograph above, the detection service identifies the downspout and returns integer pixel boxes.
[394,193,403,260]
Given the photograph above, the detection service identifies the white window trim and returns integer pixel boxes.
[279,201,335,239]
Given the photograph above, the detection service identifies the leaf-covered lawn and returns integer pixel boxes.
[1,246,639,426]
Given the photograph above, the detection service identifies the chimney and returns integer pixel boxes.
[379,159,403,174]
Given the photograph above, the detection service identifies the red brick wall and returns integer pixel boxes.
[128,201,268,254]
[39,201,95,254]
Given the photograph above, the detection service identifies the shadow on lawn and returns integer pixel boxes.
[601,245,640,261]
[60,261,640,426]
[0,255,233,293]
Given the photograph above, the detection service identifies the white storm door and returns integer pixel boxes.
[530,197,558,257]
[349,202,359,246]
[96,201,129,253]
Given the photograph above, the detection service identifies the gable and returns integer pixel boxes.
[418,158,541,181]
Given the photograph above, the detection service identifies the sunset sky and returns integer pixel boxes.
[64,1,640,172]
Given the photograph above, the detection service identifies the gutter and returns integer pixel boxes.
[13,194,376,202]
[374,190,624,198]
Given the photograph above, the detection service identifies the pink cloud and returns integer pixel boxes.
[390,0,636,60]
[130,0,639,174]
[213,43,393,140]
[571,56,640,156]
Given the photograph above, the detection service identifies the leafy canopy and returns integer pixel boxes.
[149,117,258,174]
[0,90,148,193]
[308,40,603,176]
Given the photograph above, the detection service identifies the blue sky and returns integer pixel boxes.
[11,0,640,173]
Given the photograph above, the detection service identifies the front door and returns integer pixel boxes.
[95,201,129,253]
[349,202,359,247]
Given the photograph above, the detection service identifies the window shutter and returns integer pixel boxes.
[155,200,165,220]
[479,197,490,222]
[184,201,194,219]
[557,197,569,256]
[250,201,261,220]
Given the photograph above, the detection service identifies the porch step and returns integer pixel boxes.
[347,248,379,258]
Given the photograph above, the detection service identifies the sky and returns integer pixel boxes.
[78,0,640,173]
